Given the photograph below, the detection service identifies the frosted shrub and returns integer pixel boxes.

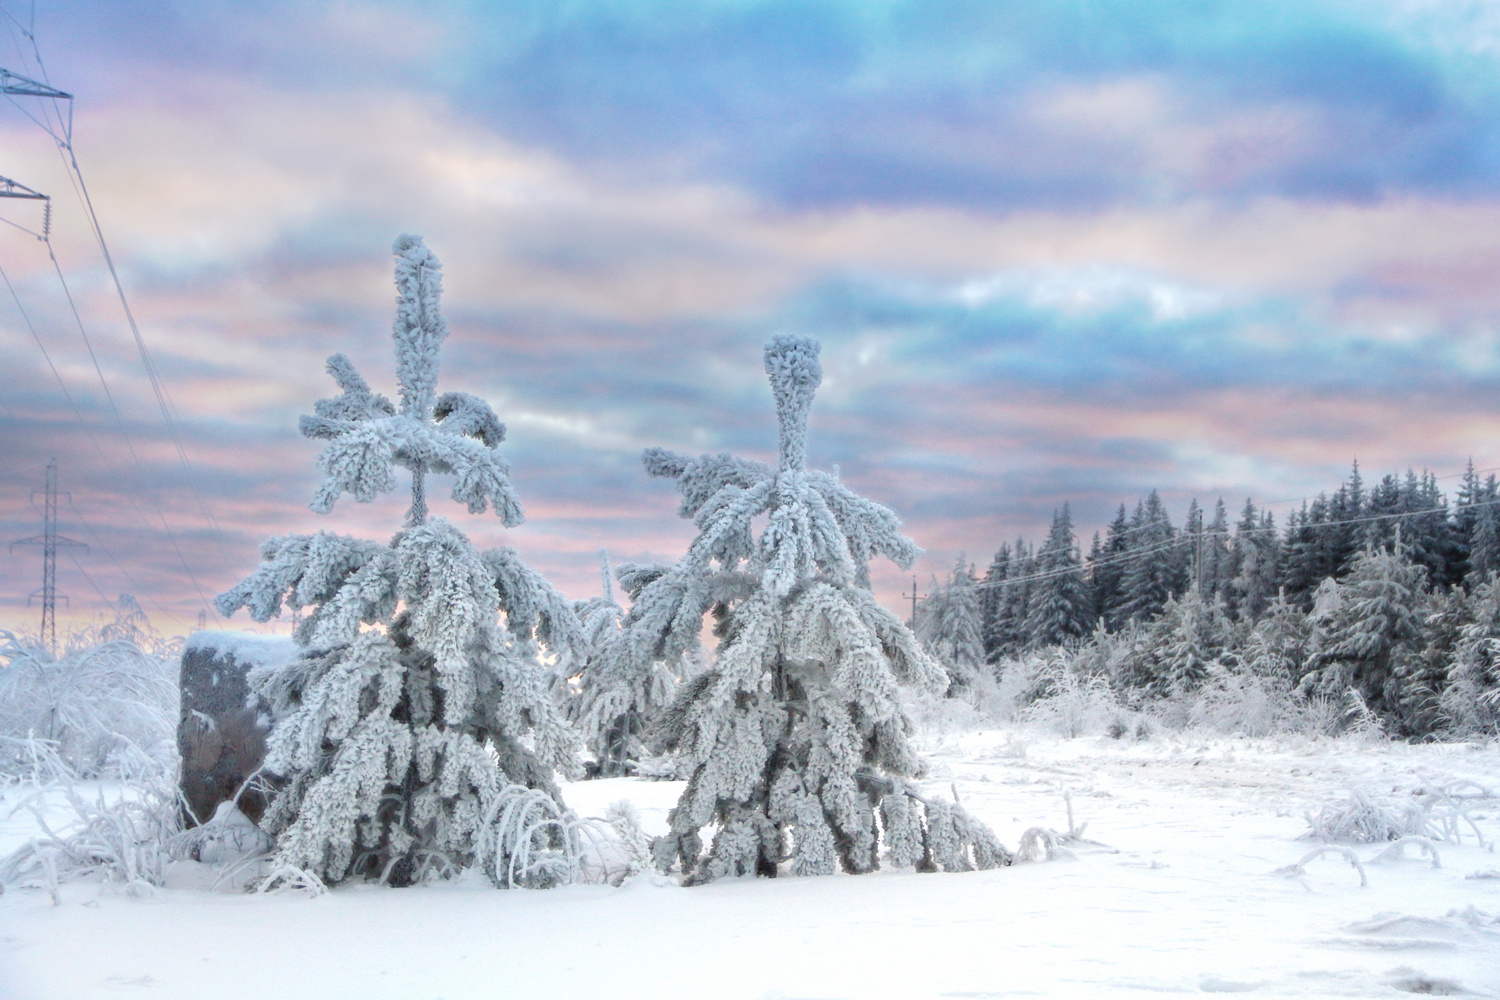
[1305,784,1489,847]
[1185,665,1298,737]
[479,784,612,888]
[217,237,584,887]
[624,336,1008,882]
[1017,655,1126,738]
[0,606,177,782]
[0,777,180,899]
[902,670,1008,740]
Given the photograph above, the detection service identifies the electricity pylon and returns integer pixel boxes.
[0,67,70,100]
[11,458,86,655]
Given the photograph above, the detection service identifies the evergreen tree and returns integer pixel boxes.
[1121,491,1177,623]
[1454,460,1482,580]
[633,336,1007,882]
[1228,500,1277,620]
[216,237,582,887]
[1119,586,1236,699]
[1470,496,1500,587]
[1022,504,1093,648]
[1203,498,1232,601]
[1092,504,1131,630]
[1441,575,1500,735]
[571,551,675,777]
[1300,541,1426,721]
[1327,463,1364,578]
[987,539,1034,659]
[1400,586,1464,737]
[1278,500,1328,610]
[1240,590,1310,683]
[979,545,1010,662]
[916,556,987,695]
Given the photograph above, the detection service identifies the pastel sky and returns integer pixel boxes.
[4,0,1500,635]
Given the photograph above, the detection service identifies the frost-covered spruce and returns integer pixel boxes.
[633,335,1009,882]
[216,236,583,887]
[915,556,986,696]
[568,550,675,776]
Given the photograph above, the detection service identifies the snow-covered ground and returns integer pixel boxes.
[2,729,1497,1000]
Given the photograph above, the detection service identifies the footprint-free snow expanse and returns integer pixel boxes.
[2,730,1498,1000]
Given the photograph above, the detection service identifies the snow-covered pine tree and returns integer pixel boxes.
[1441,574,1500,735]
[1090,504,1131,630]
[1021,503,1093,649]
[1299,539,1426,722]
[916,556,987,696]
[1119,585,1237,699]
[1203,498,1232,601]
[571,550,678,776]
[1462,469,1500,587]
[988,538,1035,658]
[1228,500,1277,621]
[1121,491,1178,623]
[634,336,1008,882]
[1401,586,1465,737]
[216,236,583,887]
[1239,590,1310,684]
[979,545,1011,662]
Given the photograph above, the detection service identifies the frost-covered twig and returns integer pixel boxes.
[478,784,628,888]
[1277,845,1369,886]
[256,864,327,897]
[1371,836,1441,868]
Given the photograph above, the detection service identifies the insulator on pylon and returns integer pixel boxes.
[42,199,51,239]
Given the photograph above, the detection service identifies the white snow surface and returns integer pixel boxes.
[3,730,1498,999]
[181,630,298,669]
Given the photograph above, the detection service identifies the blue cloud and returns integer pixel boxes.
[767,269,1500,401]
[451,0,1500,207]
[34,0,1500,208]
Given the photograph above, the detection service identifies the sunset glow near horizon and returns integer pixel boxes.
[3,0,1500,635]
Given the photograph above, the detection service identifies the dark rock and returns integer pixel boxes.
[177,631,297,827]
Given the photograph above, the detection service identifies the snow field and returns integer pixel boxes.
[2,730,1498,1000]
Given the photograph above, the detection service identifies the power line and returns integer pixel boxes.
[5,240,222,620]
[65,498,184,627]
[0,24,231,622]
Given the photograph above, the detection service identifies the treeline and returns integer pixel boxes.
[916,462,1500,738]
[977,462,1499,655]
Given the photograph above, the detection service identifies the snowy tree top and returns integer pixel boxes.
[391,234,449,419]
[764,334,822,471]
[642,337,916,599]
[297,236,522,526]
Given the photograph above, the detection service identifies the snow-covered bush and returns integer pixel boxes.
[216,236,585,888]
[1304,783,1490,847]
[626,335,1007,881]
[1015,654,1131,738]
[0,601,178,783]
[1184,665,1302,737]
[0,778,181,899]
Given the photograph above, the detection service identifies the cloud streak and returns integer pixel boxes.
[3,0,1500,631]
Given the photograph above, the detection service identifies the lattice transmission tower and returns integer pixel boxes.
[10,458,86,654]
